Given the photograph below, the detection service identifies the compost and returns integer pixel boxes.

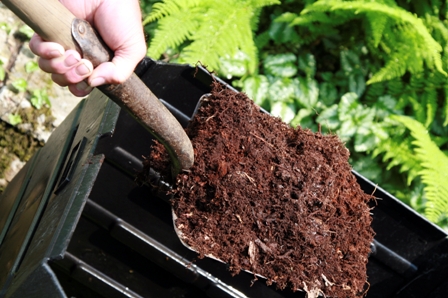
[148,82,375,297]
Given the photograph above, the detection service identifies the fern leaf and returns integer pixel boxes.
[372,136,421,185]
[295,0,446,82]
[180,1,253,71]
[393,115,448,224]
[143,0,201,24]
[367,48,408,84]
[423,88,437,128]
[248,0,280,9]
[147,14,199,58]
[146,0,279,73]
[444,85,448,127]
[405,95,426,125]
[365,12,388,48]
[386,77,404,96]
[426,15,448,44]
[290,11,337,26]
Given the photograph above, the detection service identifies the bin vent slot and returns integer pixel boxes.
[54,137,87,194]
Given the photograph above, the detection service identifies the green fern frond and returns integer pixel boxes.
[290,10,345,26]
[394,82,439,128]
[406,94,427,125]
[180,1,254,71]
[422,88,437,128]
[275,11,342,45]
[249,0,279,9]
[286,0,446,83]
[143,0,201,25]
[365,81,385,102]
[365,12,389,48]
[386,77,404,96]
[367,45,409,84]
[393,115,448,224]
[372,136,421,185]
[145,0,279,73]
[444,85,448,127]
[147,13,199,58]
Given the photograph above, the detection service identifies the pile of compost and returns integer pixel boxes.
[148,82,375,297]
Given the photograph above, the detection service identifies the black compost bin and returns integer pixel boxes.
[0,59,447,298]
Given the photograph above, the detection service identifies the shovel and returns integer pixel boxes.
[2,0,194,179]
[2,0,252,276]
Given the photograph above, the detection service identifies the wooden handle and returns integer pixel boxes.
[3,0,78,50]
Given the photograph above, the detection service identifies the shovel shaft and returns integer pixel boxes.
[2,0,194,175]
[2,0,77,50]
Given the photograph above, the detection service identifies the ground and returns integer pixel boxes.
[0,4,83,193]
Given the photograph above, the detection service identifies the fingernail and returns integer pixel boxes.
[49,50,63,58]
[64,54,79,67]
[75,81,93,93]
[75,62,92,76]
[90,77,106,87]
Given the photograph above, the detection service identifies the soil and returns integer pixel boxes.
[147,82,375,297]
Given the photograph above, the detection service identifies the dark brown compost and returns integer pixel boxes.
[147,82,375,297]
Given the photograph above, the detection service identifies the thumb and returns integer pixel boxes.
[87,58,132,87]
[88,46,146,87]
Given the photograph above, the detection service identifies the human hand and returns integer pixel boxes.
[29,0,146,97]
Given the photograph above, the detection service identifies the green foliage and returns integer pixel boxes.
[8,113,22,126]
[17,24,34,40]
[278,0,446,84]
[11,78,28,93]
[264,53,298,77]
[234,52,320,123]
[0,60,5,81]
[30,89,51,110]
[144,0,280,73]
[140,0,161,15]
[25,61,39,74]
[393,115,448,225]
[0,21,12,34]
[372,133,422,185]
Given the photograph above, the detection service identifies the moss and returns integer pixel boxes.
[0,121,42,192]
[0,104,53,194]
[19,102,55,130]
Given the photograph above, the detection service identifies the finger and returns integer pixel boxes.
[38,50,86,74]
[50,59,93,85]
[29,34,64,59]
[68,81,93,97]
